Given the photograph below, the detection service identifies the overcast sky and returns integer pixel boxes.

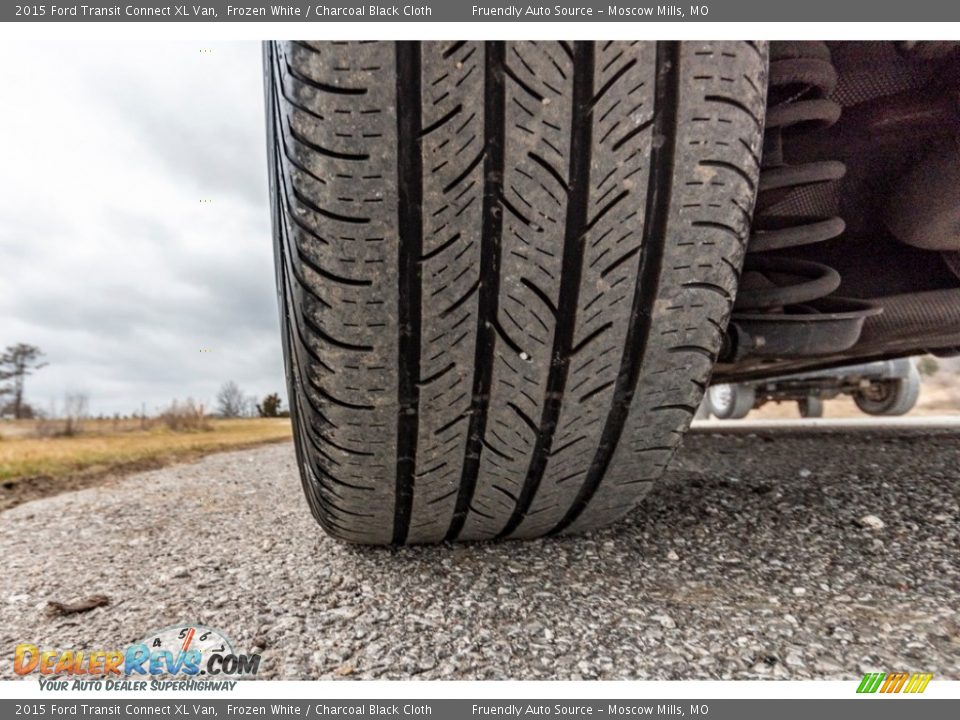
[0,40,285,416]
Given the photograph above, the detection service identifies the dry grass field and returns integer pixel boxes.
[0,418,292,510]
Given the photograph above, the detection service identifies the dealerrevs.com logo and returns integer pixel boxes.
[15,625,260,691]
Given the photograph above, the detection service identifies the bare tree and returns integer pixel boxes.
[159,398,210,432]
[0,343,48,419]
[62,392,90,436]
[216,380,246,418]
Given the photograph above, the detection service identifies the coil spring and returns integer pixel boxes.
[735,42,846,313]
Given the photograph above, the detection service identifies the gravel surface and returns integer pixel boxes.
[2,426,958,680]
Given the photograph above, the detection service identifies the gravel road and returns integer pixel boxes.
[2,424,958,680]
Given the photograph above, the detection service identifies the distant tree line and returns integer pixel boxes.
[1,343,288,424]
[216,381,288,418]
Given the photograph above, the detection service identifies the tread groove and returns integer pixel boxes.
[504,64,545,101]
[590,58,639,108]
[527,152,570,192]
[287,123,370,161]
[551,41,681,535]
[445,41,506,542]
[703,94,762,129]
[497,41,596,539]
[393,41,423,545]
[284,58,368,96]
[699,159,756,191]
[420,103,463,137]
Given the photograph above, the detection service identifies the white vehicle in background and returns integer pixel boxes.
[702,358,922,420]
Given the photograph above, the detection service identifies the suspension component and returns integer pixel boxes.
[726,42,879,361]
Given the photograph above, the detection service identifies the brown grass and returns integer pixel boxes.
[0,418,292,484]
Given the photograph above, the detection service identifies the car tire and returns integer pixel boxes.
[265,40,768,544]
[854,365,921,416]
[798,396,823,418]
[708,383,756,420]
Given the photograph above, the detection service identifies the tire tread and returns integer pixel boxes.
[268,40,768,544]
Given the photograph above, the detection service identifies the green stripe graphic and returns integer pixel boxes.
[857,673,885,693]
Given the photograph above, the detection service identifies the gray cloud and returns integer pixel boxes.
[0,41,286,415]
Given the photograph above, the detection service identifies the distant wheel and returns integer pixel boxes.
[708,383,755,420]
[798,396,823,418]
[853,365,921,416]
